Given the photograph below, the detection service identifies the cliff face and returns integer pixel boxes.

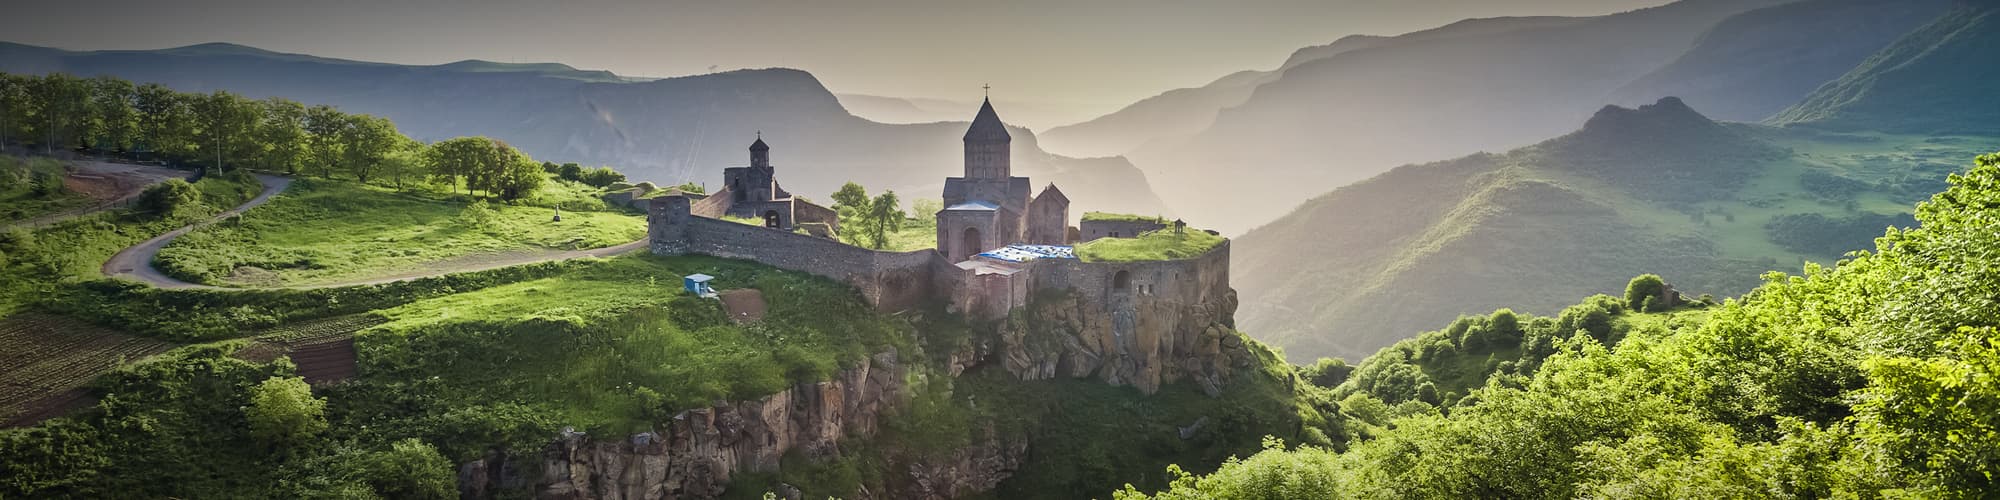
[461,352,914,499]
[997,288,1249,396]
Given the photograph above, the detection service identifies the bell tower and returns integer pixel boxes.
[963,98,1011,179]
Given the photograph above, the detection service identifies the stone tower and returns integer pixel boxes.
[749,135,770,168]
[963,98,1011,179]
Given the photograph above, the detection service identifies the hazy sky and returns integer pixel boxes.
[4,0,1672,114]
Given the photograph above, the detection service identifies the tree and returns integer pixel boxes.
[362,439,457,499]
[580,166,625,188]
[85,76,137,154]
[303,104,346,178]
[339,114,401,183]
[0,73,26,147]
[29,73,90,154]
[557,162,584,182]
[1624,274,1666,312]
[133,83,192,162]
[383,147,425,190]
[912,198,942,225]
[192,90,262,172]
[831,182,868,213]
[245,375,327,447]
[859,191,906,249]
[256,98,307,174]
[495,155,546,200]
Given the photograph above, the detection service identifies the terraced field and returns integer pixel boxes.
[0,314,176,426]
[235,314,384,385]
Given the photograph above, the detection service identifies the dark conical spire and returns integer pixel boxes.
[963,98,1011,143]
[749,133,770,167]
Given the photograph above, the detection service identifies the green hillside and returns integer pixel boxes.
[1771,2,2000,134]
[1117,150,2000,499]
[1236,97,1991,362]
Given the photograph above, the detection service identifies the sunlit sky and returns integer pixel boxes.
[5,0,1673,115]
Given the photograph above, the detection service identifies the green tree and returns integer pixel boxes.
[0,73,26,147]
[303,104,346,178]
[133,82,192,162]
[29,73,90,154]
[580,166,626,188]
[831,182,868,213]
[859,190,906,249]
[85,76,137,153]
[557,162,584,182]
[383,147,426,190]
[495,155,546,200]
[911,198,942,225]
[192,90,262,172]
[1624,274,1666,312]
[362,439,457,499]
[339,114,401,183]
[256,97,308,174]
[244,375,328,447]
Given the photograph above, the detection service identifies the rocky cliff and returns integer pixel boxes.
[996,288,1249,396]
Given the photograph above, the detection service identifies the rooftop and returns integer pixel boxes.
[1074,228,1225,263]
[978,244,1077,263]
[945,201,1001,211]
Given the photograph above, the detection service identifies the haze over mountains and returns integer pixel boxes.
[1236,0,2000,361]
[1043,0,1949,235]
[0,42,1170,217]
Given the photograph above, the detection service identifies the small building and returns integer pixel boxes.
[696,136,841,233]
[683,273,717,298]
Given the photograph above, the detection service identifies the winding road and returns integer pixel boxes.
[101,174,648,290]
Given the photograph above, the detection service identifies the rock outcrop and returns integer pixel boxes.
[997,288,1249,395]
[470,351,907,499]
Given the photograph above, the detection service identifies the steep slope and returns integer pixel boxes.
[0,42,1169,215]
[1610,0,1950,122]
[1037,16,1589,159]
[1118,0,1796,234]
[1236,97,1985,362]
[1771,1,2000,135]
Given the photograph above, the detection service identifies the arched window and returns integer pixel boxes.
[763,210,782,228]
[1113,270,1131,291]
[962,227,983,261]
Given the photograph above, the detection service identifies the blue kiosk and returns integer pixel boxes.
[683,274,717,298]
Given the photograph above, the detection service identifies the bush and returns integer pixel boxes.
[247,375,328,447]
[137,178,201,215]
[1623,274,1665,311]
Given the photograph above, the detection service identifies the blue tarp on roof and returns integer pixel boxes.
[978,244,1077,262]
[945,201,1000,211]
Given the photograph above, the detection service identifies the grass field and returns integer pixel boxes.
[154,179,648,286]
[0,313,176,426]
[0,156,86,224]
[1075,227,1224,262]
[356,253,911,433]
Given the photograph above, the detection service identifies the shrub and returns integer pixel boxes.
[246,375,328,447]
[1623,274,1666,311]
[137,178,201,215]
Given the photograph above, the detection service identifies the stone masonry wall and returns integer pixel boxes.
[652,196,944,313]
[1078,219,1167,242]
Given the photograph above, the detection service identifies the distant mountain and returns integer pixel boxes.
[1609,0,1951,122]
[1036,16,1589,159]
[1073,0,1797,234]
[0,42,1169,216]
[1770,1,2000,135]
[1235,97,1984,362]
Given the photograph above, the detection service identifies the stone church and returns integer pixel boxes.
[937,99,1071,262]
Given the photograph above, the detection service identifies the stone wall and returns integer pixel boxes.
[1078,219,1167,242]
[652,195,945,313]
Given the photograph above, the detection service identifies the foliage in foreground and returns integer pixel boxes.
[1114,152,2000,498]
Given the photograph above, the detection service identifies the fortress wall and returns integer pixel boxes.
[652,195,943,312]
[794,199,841,232]
[1032,240,1232,318]
[1078,219,1168,242]
[690,188,734,218]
